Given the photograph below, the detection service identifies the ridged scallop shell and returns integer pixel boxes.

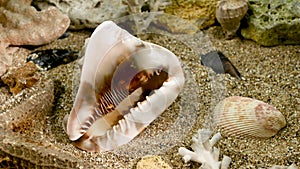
[216,0,248,39]
[213,96,286,138]
[66,21,185,152]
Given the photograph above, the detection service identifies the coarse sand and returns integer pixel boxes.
[0,26,299,168]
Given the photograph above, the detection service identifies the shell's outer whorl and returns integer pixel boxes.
[213,96,286,138]
[216,0,248,21]
[67,21,185,152]
[216,0,248,38]
[67,21,131,140]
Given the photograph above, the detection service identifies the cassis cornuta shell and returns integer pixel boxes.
[66,21,185,152]
[213,96,286,138]
[216,0,248,39]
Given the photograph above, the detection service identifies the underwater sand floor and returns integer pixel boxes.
[0,26,299,168]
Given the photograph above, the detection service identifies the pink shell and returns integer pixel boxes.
[66,21,185,152]
[213,96,286,138]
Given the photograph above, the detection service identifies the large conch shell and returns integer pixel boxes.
[213,96,286,138]
[216,0,248,39]
[66,21,185,152]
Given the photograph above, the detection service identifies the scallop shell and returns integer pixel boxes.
[213,96,286,138]
[216,0,248,39]
[66,21,185,152]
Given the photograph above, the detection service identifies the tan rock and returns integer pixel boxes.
[0,43,17,77]
[0,0,70,46]
[33,0,128,30]
[165,0,219,29]
[136,155,172,169]
[1,62,39,95]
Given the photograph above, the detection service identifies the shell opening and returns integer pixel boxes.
[67,21,185,152]
[75,54,169,150]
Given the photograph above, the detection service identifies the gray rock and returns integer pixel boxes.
[33,0,129,29]
[241,0,300,46]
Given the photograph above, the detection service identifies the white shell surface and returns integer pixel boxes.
[66,21,185,152]
[213,96,286,138]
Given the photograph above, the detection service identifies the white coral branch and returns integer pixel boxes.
[178,129,231,169]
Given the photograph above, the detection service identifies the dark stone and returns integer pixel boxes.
[200,50,241,78]
[27,49,78,70]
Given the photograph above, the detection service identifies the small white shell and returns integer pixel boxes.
[213,96,286,138]
[216,0,248,39]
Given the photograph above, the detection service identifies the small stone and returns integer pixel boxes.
[136,155,172,169]
[200,50,241,78]
[1,62,39,95]
[27,49,79,70]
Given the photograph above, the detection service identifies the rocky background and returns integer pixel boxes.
[0,0,299,168]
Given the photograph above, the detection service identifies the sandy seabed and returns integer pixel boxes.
[0,26,299,169]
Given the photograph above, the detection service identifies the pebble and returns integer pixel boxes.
[136,155,172,169]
